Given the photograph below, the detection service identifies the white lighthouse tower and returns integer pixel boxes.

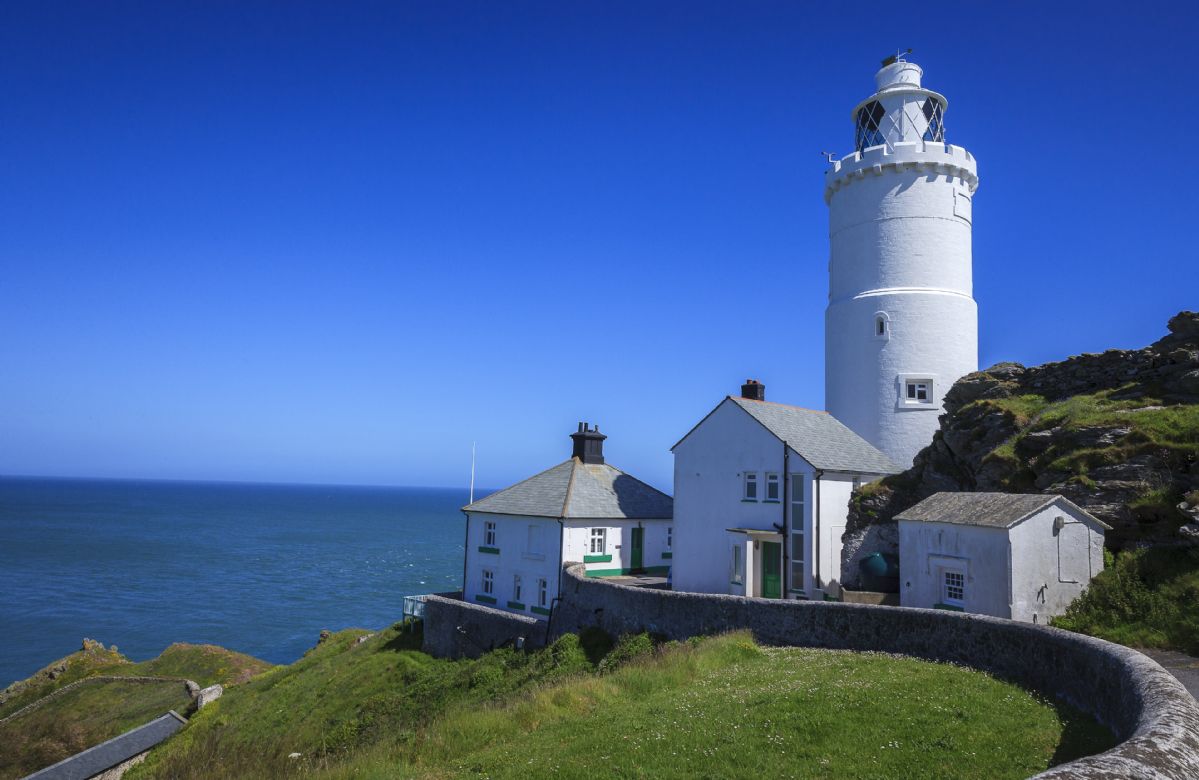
[824,55,979,468]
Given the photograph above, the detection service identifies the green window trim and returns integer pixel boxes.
[740,499,758,503]
[934,603,964,612]
[530,606,552,616]
[661,551,673,559]
[762,499,781,504]
[507,601,525,610]
[475,594,497,605]
[478,546,500,555]
[583,554,613,563]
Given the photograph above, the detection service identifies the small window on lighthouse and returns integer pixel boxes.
[874,313,890,340]
[906,381,930,402]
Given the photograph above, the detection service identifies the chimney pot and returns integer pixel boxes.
[570,421,607,464]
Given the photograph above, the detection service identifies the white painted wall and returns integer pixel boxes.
[463,511,672,621]
[824,60,979,469]
[463,513,562,620]
[673,398,883,599]
[1008,505,1107,623]
[899,502,1107,623]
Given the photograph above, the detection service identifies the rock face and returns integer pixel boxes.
[842,312,1199,587]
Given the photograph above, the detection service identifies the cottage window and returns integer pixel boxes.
[484,521,497,547]
[590,527,607,555]
[537,578,548,608]
[666,526,672,550]
[790,474,806,592]
[512,574,522,603]
[731,545,744,584]
[765,473,780,501]
[482,569,494,595]
[743,472,758,501]
[942,569,965,606]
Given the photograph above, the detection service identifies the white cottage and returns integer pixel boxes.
[896,492,1109,623]
[672,381,900,600]
[461,423,673,620]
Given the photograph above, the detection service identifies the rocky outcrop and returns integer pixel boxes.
[842,312,1199,587]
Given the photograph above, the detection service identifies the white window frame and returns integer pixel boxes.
[666,526,672,550]
[483,520,497,547]
[482,569,494,595]
[512,573,523,603]
[897,374,936,409]
[874,311,890,341]
[590,527,607,555]
[537,577,548,607]
[765,473,780,502]
[941,568,965,606]
[743,472,758,501]
[731,544,744,584]
[789,474,806,592]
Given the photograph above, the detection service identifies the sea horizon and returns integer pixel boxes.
[0,476,476,687]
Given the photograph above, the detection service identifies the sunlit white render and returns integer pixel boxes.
[824,58,979,468]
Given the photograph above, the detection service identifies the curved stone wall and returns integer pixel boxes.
[551,563,1199,779]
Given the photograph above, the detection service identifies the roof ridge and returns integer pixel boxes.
[560,457,581,518]
[463,458,573,512]
[729,395,829,414]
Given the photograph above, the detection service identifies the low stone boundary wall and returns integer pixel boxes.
[550,563,1199,779]
[421,592,546,659]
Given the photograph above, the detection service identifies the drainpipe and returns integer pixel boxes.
[814,470,824,593]
[555,519,565,600]
[781,441,790,597]
[460,511,470,597]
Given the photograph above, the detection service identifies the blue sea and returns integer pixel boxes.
[0,477,469,688]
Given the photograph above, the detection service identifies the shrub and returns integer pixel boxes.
[597,633,655,674]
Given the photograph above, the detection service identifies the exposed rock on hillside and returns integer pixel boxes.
[842,312,1199,588]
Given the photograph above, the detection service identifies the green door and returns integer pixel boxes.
[761,541,781,599]
[630,527,644,572]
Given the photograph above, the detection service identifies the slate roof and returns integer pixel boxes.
[26,710,186,780]
[464,459,672,519]
[894,492,1112,530]
[673,396,901,475]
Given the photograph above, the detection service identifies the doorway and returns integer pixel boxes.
[630,527,644,573]
[761,541,781,599]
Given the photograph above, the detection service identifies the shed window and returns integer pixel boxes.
[942,569,965,605]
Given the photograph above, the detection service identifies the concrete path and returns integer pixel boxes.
[1142,649,1199,700]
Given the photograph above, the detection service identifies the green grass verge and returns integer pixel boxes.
[0,679,191,779]
[130,629,1113,780]
[1054,546,1199,654]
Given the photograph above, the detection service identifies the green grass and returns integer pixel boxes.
[1054,546,1199,654]
[130,629,1113,780]
[0,679,191,779]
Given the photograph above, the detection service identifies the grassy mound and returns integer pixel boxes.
[0,641,271,779]
[130,628,1113,780]
[1054,546,1199,654]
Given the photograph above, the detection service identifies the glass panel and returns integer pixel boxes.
[790,475,805,503]
[791,532,805,562]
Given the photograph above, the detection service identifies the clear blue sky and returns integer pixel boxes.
[2,2,1195,492]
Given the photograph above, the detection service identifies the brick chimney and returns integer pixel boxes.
[570,422,607,465]
[741,379,765,401]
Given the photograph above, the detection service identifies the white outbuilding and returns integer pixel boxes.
[461,423,672,620]
[672,381,900,600]
[896,492,1110,623]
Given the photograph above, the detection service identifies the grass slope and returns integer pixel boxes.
[0,642,271,779]
[132,628,1113,780]
[1054,546,1199,655]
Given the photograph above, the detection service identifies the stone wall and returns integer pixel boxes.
[421,592,546,660]
[550,564,1199,780]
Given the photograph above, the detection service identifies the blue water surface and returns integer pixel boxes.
[0,477,468,687]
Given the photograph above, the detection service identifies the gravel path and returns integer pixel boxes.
[1141,649,1199,700]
